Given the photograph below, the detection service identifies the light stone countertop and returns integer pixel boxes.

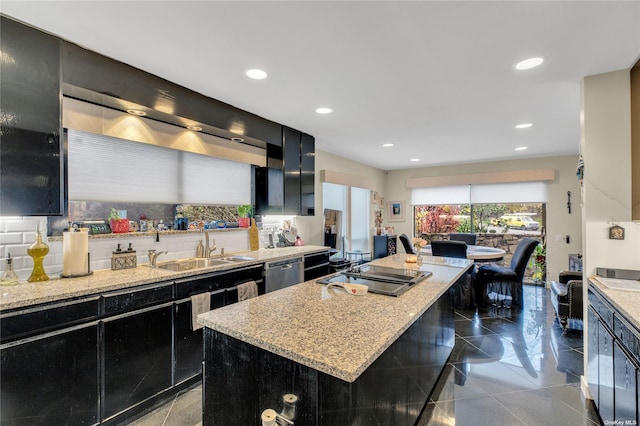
[198,254,473,383]
[589,276,640,331]
[0,246,328,311]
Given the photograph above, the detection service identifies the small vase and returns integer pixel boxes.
[238,217,250,228]
[416,254,424,265]
[27,225,49,282]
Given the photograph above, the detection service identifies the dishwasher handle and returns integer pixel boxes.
[265,257,303,269]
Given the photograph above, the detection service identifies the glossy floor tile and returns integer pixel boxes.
[129,285,600,426]
[418,284,600,426]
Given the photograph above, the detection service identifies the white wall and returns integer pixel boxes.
[580,68,640,398]
[384,155,583,281]
[581,69,640,275]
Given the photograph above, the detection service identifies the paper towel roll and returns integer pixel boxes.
[63,229,89,276]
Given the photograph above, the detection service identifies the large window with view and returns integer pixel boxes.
[414,202,544,236]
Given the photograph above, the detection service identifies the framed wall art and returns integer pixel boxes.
[387,201,405,222]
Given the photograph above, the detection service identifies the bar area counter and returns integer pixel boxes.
[198,254,473,425]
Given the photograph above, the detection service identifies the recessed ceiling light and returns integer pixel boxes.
[410,158,420,162]
[515,146,528,151]
[382,143,394,147]
[231,137,245,142]
[187,125,202,131]
[126,109,146,116]
[315,107,333,114]
[514,57,544,70]
[515,123,533,129]
[245,69,267,80]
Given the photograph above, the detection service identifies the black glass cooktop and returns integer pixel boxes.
[316,265,432,297]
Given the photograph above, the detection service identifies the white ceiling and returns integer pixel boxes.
[2,1,640,170]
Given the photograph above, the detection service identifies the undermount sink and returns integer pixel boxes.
[155,258,232,271]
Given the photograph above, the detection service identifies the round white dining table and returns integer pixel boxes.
[421,244,506,262]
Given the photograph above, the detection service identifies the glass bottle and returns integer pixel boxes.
[1,253,19,286]
[27,224,49,282]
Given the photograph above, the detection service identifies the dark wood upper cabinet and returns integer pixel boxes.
[283,127,302,214]
[256,127,315,216]
[61,41,281,148]
[300,132,315,216]
[0,17,64,216]
[631,60,639,221]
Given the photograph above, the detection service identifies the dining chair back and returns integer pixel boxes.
[475,238,539,307]
[431,240,468,259]
[449,233,477,245]
[398,234,414,254]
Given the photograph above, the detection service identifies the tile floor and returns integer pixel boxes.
[125,285,601,426]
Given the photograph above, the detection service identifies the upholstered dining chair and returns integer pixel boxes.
[399,234,414,254]
[474,238,539,308]
[449,233,477,246]
[431,240,468,259]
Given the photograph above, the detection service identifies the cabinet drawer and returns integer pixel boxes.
[103,283,173,315]
[304,251,330,269]
[175,273,229,299]
[0,297,99,343]
[589,288,614,328]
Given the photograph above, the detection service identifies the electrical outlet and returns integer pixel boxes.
[555,234,563,243]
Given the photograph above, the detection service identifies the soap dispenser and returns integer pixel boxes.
[1,253,19,286]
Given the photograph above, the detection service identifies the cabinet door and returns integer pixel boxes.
[0,17,63,216]
[1,323,98,425]
[300,132,315,216]
[587,307,599,407]
[283,126,301,214]
[613,341,638,423]
[174,290,225,383]
[103,304,173,418]
[373,236,389,259]
[598,319,614,423]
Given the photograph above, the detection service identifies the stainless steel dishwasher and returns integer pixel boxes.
[264,257,304,293]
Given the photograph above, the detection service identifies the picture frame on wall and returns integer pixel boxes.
[387,201,405,221]
[371,191,379,205]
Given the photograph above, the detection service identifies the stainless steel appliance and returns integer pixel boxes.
[316,264,431,297]
[264,257,304,293]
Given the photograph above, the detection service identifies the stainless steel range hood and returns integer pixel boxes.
[63,97,266,167]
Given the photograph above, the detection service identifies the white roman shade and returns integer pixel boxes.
[411,185,470,205]
[68,129,251,205]
[471,182,548,203]
[411,182,547,205]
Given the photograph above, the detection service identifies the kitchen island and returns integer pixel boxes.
[198,254,473,425]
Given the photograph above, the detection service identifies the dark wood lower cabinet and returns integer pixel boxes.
[598,318,615,423]
[103,303,173,419]
[587,307,600,408]
[0,323,99,425]
[588,285,640,425]
[0,264,268,424]
[613,340,638,423]
[174,289,225,383]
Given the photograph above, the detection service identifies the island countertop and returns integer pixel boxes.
[198,254,472,382]
[0,246,328,311]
